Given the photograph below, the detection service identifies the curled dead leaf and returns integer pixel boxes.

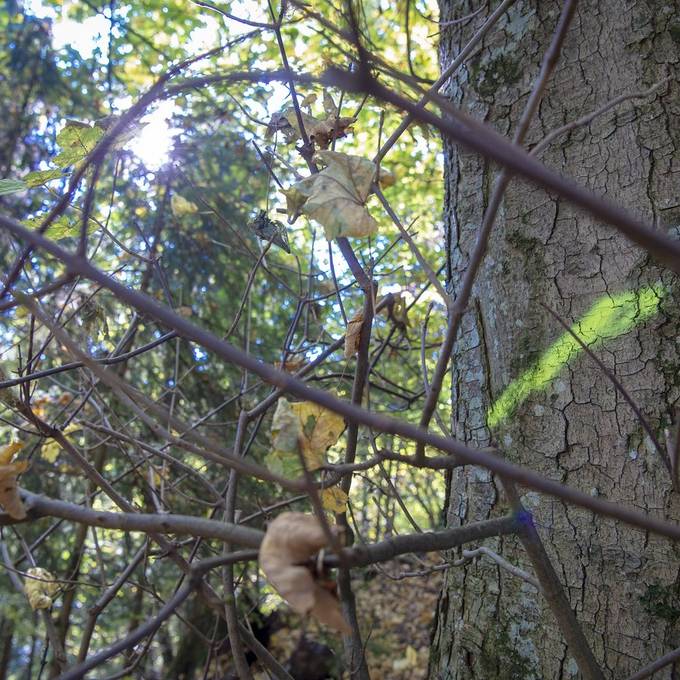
[276,357,305,373]
[344,312,364,359]
[376,166,396,189]
[0,442,28,519]
[248,210,291,253]
[267,108,355,150]
[259,512,350,633]
[25,567,59,610]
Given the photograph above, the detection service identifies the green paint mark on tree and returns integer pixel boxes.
[487,285,664,428]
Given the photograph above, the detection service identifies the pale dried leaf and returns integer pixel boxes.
[284,151,377,240]
[300,93,317,108]
[392,293,409,327]
[25,567,59,610]
[344,312,364,359]
[323,91,338,117]
[259,512,350,633]
[271,398,301,457]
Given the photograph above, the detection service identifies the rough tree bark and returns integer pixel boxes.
[431,1,680,678]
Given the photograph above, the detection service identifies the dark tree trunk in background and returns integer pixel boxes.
[431,1,680,678]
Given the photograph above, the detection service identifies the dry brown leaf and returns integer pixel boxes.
[25,567,59,610]
[267,108,355,150]
[275,357,305,373]
[0,442,28,519]
[344,312,364,359]
[268,106,355,150]
[259,512,350,634]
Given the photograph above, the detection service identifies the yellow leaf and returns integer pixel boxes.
[284,151,378,240]
[290,401,345,470]
[0,443,28,519]
[344,312,364,359]
[321,486,348,514]
[41,424,81,463]
[41,440,61,464]
[171,194,199,217]
[259,512,350,633]
[0,441,24,465]
[25,567,59,610]
[267,399,345,477]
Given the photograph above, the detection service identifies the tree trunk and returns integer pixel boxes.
[431,1,680,678]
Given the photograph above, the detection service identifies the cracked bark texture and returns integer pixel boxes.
[431,1,680,678]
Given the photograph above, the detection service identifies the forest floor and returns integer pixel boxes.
[257,556,444,679]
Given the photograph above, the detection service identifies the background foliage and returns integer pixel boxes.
[0,0,450,677]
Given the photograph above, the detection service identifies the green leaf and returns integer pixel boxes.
[264,449,304,479]
[0,179,27,196]
[24,169,66,188]
[22,215,91,241]
[54,123,104,168]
